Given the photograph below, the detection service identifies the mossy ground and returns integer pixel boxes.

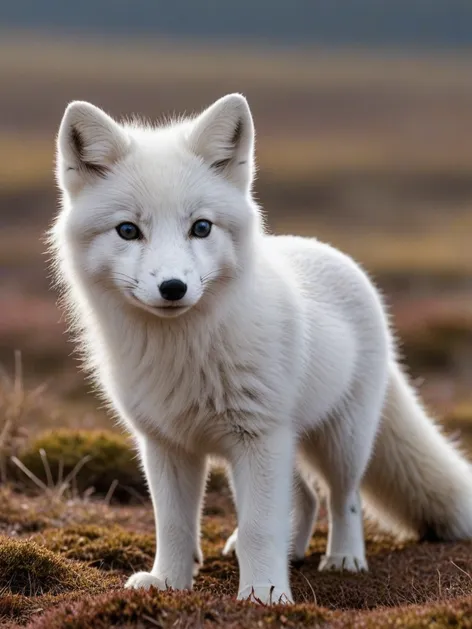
[1,400,472,627]
[0,472,471,628]
[16,429,145,501]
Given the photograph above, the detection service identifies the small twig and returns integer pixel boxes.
[57,457,64,488]
[14,350,23,399]
[142,615,162,627]
[10,456,49,492]
[0,419,12,449]
[104,479,119,505]
[57,455,93,498]
[82,486,96,502]
[0,419,12,484]
[121,485,147,505]
[451,560,472,581]
[298,570,317,605]
[39,449,54,490]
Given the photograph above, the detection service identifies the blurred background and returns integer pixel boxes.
[1,1,472,438]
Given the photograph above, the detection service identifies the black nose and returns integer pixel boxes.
[159,279,187,301]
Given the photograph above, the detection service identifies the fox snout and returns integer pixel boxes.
[159,279,187,301]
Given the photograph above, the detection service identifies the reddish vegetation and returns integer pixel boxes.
[0,477,472,627]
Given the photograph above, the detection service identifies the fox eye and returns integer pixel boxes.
[190,220,212,238]
[116,222,142,241]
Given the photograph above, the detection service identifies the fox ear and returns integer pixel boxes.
[188,93,255,194]
[56,101,130,195]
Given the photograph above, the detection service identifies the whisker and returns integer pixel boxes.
[111,273,138,285]
[202,277,235,287]
[200,268,227,282]
[201,269,235,285]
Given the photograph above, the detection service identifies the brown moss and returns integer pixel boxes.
[2,450,472,628]
[0,485,152,537]
[20,589,472,629]
[206,466,229,493]
[0,594,41,625]
[305,522,412,558]
[200,514,236,558]
[333,596,472,628]
[3,519,472,628]
[17,429,145,501]
[37,525,155,572]
[26,589,329,629]
[0,593,80,627]
[0,486,54,534]
[0,535,118,597]
[37,518,238,577]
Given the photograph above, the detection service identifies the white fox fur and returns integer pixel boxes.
[51,93,472,605]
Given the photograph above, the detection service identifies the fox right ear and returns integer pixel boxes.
[56,101,130,195]
[188,93,255,195]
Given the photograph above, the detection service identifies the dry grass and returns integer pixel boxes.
[0,352,48,482]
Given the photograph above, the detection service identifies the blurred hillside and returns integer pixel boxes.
[1,1,472,47]
[0,25,471,414]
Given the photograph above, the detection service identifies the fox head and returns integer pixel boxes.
[53,94,261,319]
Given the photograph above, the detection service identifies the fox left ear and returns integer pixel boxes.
[56,101,131,196]
[188,93,255,194]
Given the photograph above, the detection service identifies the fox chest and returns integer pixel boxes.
[110,346,276,453]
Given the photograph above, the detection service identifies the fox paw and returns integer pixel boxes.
[222,528,238,556]
[238,584,293,605]
[318,554,368,573]
[125,572,167,590]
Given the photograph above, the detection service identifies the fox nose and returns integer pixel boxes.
[159,279,187,301]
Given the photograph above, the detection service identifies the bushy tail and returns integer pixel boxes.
[361,361,472,541]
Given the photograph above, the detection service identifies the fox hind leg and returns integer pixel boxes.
[300,386,385,573]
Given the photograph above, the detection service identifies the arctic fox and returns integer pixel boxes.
[51,93,472,605]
